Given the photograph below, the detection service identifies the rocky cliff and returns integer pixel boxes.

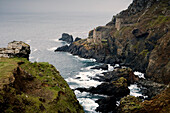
[0,42,84,113]
[56,0,170,85]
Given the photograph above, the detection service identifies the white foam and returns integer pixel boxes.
[108,64,114,71]
[134,72,145,79]
[114,64,120,68]
[66,64,110,112]
[74,90,106,113]
[79,98,98,112]
[73,55,96,62]
[128,84,143,97]
[66,77,102,89]
[47,47,58,51]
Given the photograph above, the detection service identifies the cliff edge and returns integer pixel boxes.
[0,41,84,113]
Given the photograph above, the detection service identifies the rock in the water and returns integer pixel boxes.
[59,33,73,43]
[100,67,139,84]
[86,77,130,97]
[0,41,30,59]
[55,45,69,52]
[91,64,108,70]
[75,37,81,42]
[96,96,117,113]
[137,79,166,99]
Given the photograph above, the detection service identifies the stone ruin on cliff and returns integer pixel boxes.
[87,28,102,43]
[0,41,30,59]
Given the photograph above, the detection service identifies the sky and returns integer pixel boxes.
[0,0,133,14]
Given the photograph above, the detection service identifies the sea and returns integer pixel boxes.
[0,12,144,112]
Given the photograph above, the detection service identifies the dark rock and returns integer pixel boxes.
[75,88,87,92]
[132,28,149,39]
[75,77,81,79]
[100,67,139,84]
[96,96,117,113]
[137,79,166,99]
[55,45,69,52]
[59,33,73,43]
[75,37,81,42]
[86,77,130,97]
[91,64,108,70]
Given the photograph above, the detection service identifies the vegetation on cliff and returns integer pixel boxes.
[0,58,84,113]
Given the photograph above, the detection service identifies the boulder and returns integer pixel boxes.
[100,67,139,84]
[87,77,130,97]
[55,45,69,52]
[96,96,117,113]
[59,33,73,43]
[75,37,81,42]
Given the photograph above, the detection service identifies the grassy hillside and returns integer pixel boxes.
[0,58,84,113]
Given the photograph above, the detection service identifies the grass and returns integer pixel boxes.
[0,57,84,113]
[139,49,149,57]
[150,15,169,27]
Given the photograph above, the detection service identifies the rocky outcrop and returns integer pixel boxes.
[118,95,143,113]
[101,67,139,84]
[118,86,170,113]
[55,45,69,52]
[0,41,30,60]
[87,77,130,97]
[59,33,73,43]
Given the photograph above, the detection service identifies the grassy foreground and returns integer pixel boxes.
[0,57,84,113]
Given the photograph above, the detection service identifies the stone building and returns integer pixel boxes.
[87,28,102,43]
[115,18,124,31]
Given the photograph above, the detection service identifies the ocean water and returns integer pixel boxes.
[0,12,143,112]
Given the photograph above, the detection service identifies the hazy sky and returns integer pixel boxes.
[0,0,133,14]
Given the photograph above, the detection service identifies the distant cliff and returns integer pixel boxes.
[57,0,170,85]
[0,42,84,113]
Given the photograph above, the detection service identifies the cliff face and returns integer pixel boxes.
[0,42,84,113]
[63,0,170,85]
